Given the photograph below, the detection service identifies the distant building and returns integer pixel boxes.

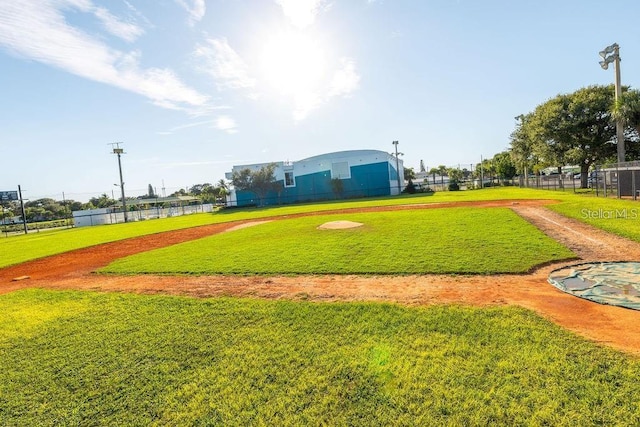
[225,149,404,207]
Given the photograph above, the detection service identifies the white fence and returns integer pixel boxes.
[73,204,214,227]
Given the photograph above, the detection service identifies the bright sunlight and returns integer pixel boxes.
[260,30,327,119]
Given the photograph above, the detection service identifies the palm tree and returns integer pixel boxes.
[216,179,229,205]
[614,90,640,136]
[437,165,448,186]
[428,168,439,185]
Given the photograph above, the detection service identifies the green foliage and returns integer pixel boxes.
[330,178,345,198]
[87,193,117,209]
[612,89,640,139]
[403,179,416,194]
[231,163,282,206]
[447,168,463,183]
[511,85,640,187]
[493,151,517,180]
[404,167,416,181]
[102,208,574,275]
[2,290,640,426]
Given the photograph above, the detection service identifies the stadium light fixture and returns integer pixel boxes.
[599,43,624,163]
[110,142,128,223]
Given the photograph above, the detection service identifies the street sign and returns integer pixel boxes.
[0,191,18,201]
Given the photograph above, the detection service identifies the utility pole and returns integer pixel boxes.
[18,185,27,234]
[392,140,401,194]
[110,142,128,223]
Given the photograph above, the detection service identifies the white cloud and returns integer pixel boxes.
[194,38,256,91]
[292,91,322,121]
[0,0,208,111]
[215,115,238,134]
[328,58,360,97]
[94,6,144,42]
[174,0,206,25]
[291,58,360,121]
[157,119,217,135]
[275,0,328,29]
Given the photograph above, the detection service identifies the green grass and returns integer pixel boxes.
[101,207,575,275]
[0,213,227,269]
[0,188,568,269]
[549,196,640,242]
[2,289,640,426]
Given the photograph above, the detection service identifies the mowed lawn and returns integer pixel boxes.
[101,207,575,275]
[2,289,640,426]
[0,187,569,269]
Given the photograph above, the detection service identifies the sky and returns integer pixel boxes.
[1,0,640,202]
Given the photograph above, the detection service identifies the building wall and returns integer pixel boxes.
[229,150,403,207]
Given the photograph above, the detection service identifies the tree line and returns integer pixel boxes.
[0,180,230,224]
[509,84,640,188]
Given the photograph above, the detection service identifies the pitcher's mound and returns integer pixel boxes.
[317,220,364,230]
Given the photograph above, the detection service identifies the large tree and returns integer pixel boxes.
[512,85,640,188]
[231,163,282,206]
[510,114,538,185]
[493,151,517,182]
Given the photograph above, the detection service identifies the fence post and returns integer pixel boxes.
[616,163,620,198]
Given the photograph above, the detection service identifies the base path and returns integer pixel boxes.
[3,199,640,355]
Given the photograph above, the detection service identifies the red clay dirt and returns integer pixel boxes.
[3,199,640,355]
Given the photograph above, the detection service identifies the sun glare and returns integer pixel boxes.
[260,31,326,98]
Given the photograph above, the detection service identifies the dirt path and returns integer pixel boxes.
[3,199,640,355]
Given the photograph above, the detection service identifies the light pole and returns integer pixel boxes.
[392,140,401,194]
[599,43,625,163]
[111,143,128,223]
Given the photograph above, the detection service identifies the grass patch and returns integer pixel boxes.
[1,289,640,426]
[101,208,574,275]
[549,196,640,242]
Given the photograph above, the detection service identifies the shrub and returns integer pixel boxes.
[403,179,417,194]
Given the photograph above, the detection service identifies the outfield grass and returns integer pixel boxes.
[0,188,570,269]
[101,207,575,275]
[1,289,639,426]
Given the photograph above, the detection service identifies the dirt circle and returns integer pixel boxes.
[3,199,640,355]
[317,220,364,230]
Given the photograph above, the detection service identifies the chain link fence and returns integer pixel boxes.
[516,162,640,199]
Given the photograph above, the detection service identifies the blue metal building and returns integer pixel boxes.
[226,149,404,207]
